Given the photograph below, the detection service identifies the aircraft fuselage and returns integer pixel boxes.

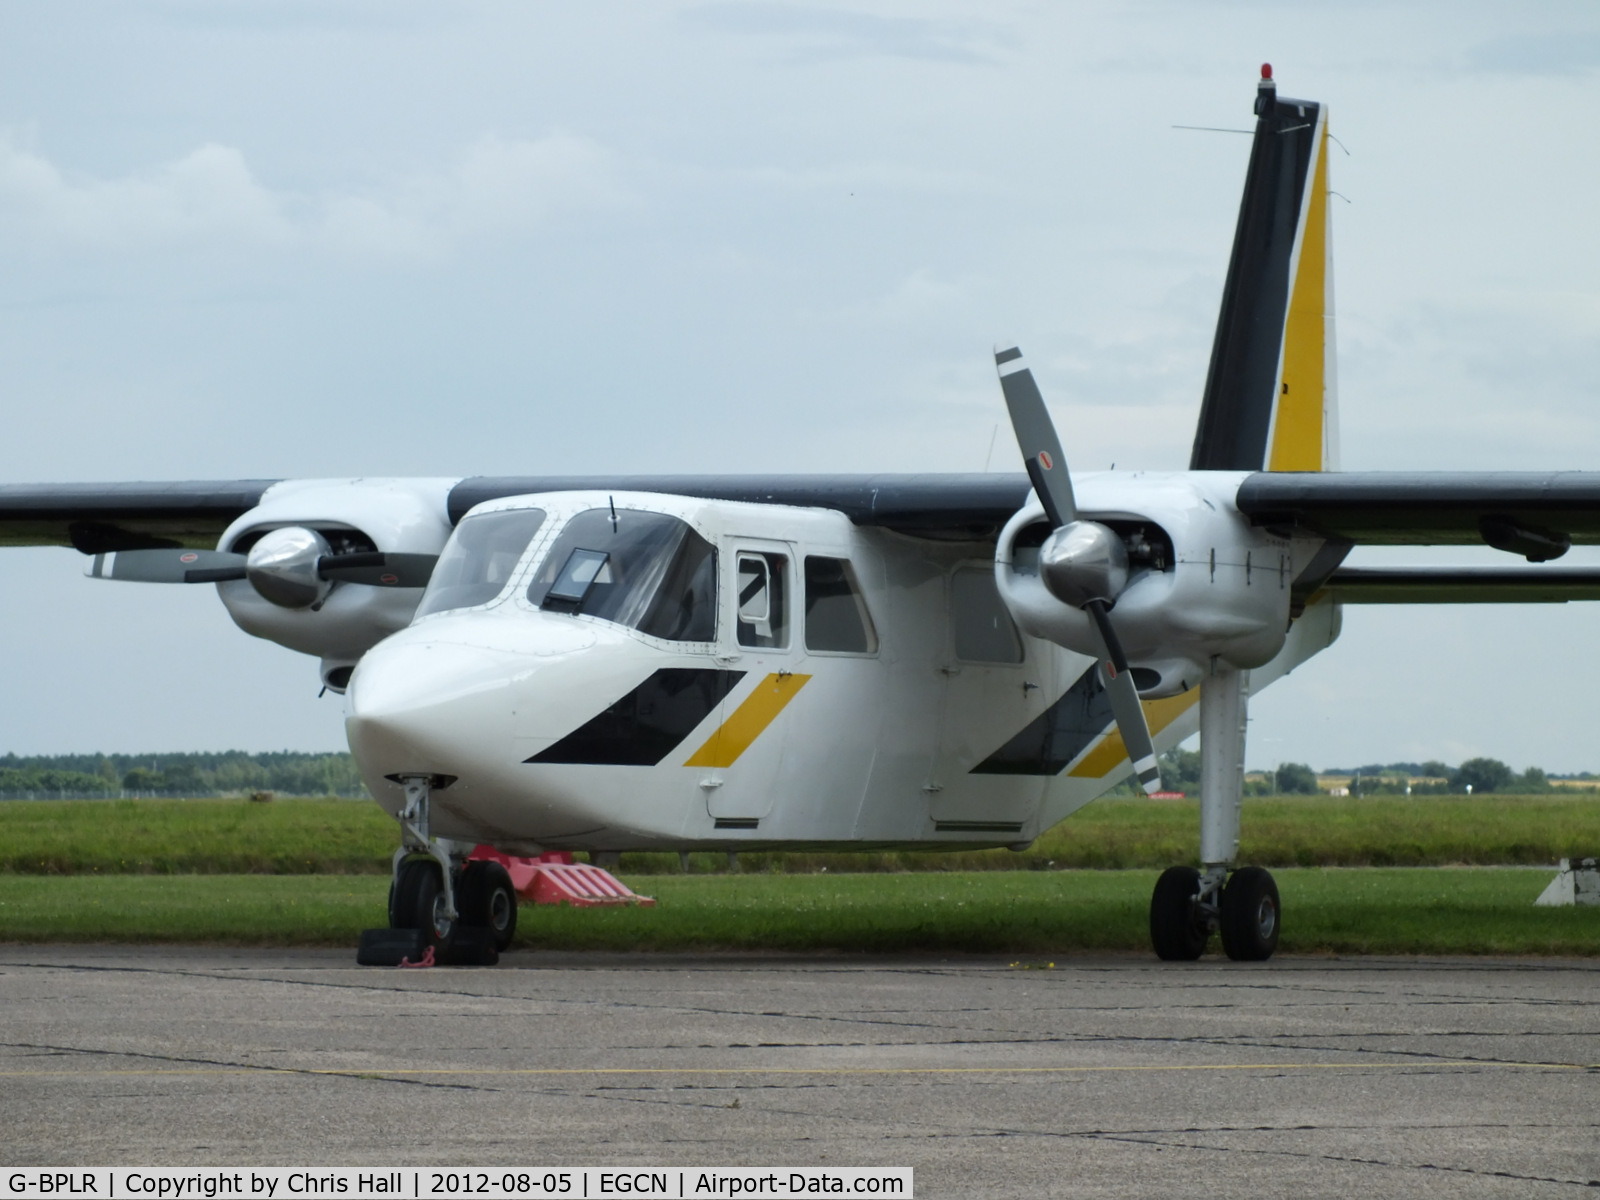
[344,476,1339,855]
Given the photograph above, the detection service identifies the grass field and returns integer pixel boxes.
[0,868,1594,955]
[3,796,1595,956]
[5,793,1600,875]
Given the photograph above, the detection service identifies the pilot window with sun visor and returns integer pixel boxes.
[736,552,789,649]
[526,508,717,642]
[803,556,877,654]
[414,507,547,618]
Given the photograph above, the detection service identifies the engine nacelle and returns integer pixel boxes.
[996,473,1297,696]
[214,478,457,689]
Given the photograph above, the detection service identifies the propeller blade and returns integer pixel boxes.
[995,345,1077,527]
[317,552,438,588]
[1086,600,1163,796]
[994,344,1157,792]
[85,549,246,584]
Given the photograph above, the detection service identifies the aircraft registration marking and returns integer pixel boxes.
[682,672,812,769]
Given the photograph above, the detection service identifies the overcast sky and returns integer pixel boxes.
[1,1,1598,771]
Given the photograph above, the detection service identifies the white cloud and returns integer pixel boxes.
[0,135,293,251]
[0,130,627,262]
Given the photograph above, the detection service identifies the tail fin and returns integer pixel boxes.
[1189,65,1338,473]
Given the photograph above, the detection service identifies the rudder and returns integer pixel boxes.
[1190,65,1338,473]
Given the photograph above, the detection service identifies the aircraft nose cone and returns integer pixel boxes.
[345,636,515,781]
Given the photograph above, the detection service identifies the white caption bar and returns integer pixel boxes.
[3,1170,912,1200]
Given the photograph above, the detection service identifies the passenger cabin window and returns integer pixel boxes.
[527,509,717,642]
[951,566,1023,664]
[736,552,789,649]
[414,507,547,618]
[803,556,877,654]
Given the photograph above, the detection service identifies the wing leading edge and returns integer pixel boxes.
[0,481,280,551]
[8,471,1600,556]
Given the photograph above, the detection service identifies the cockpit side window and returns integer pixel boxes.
[414,508,547,618]
[803,556,877,654]
[527,508,717,643]
[736,551,789,649]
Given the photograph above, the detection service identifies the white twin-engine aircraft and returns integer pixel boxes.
[6,67,1600,962]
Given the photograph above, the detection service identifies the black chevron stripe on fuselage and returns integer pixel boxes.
[969,663,1116,776]
[527,668,745,766]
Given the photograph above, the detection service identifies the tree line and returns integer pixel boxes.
[0,751,367,798]
[1153,750,1572,797]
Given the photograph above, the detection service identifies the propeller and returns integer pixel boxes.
[995,345,1162,795]
[86,530,438,609]
[316,552,440,588]
[86,549,246,584]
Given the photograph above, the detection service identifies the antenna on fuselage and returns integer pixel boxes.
[609,495,618,533]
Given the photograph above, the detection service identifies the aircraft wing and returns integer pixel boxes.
[1322,566,1600,604]
[447,474,1034,539]
[1235,471,1600,549]
[10,471,1600,552]
[0,474,1033,551]
[1234,471,1600,608]
[0,480,280,551]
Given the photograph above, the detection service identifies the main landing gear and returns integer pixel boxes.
[359,774,518,966]
[1148,663,1281,962]
[1150,863,1280,961]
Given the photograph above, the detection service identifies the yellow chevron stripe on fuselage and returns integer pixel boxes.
[683,672,811,768]
[1066,690,1200,779]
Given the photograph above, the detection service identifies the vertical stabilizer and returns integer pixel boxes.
[1190,66,1338,472]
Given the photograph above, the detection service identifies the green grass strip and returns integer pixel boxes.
[0,869,1594,956]
[6,794,1600,875]
[0,798,394,875]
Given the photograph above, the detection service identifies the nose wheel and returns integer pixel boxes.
[456,860,519,952]
[390,858,456,946]
[364,774,517,966]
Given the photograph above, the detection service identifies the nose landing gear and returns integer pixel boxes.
[357,774,506,966]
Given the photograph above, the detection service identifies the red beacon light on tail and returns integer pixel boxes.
[1255,62,1277,115]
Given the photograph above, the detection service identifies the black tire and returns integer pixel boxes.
[1219,866,1280,962]
[389,858,455,947]
[457,861,519,952]
[1149,865,1210,961]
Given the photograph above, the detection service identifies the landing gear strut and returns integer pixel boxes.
[1148,663,1280,962]
[389,774,461,950]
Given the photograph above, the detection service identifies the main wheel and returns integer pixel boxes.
[457,861,519,952]
[389,858,455,947]
[1150,865,1210,961]
[1219,866,1280,961]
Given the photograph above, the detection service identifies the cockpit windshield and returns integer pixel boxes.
[527,508,716,642]
[414,507,547,618]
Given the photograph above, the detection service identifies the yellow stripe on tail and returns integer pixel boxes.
[1268,113,1337,472]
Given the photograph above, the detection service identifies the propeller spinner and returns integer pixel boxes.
[995,346,1163,795]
